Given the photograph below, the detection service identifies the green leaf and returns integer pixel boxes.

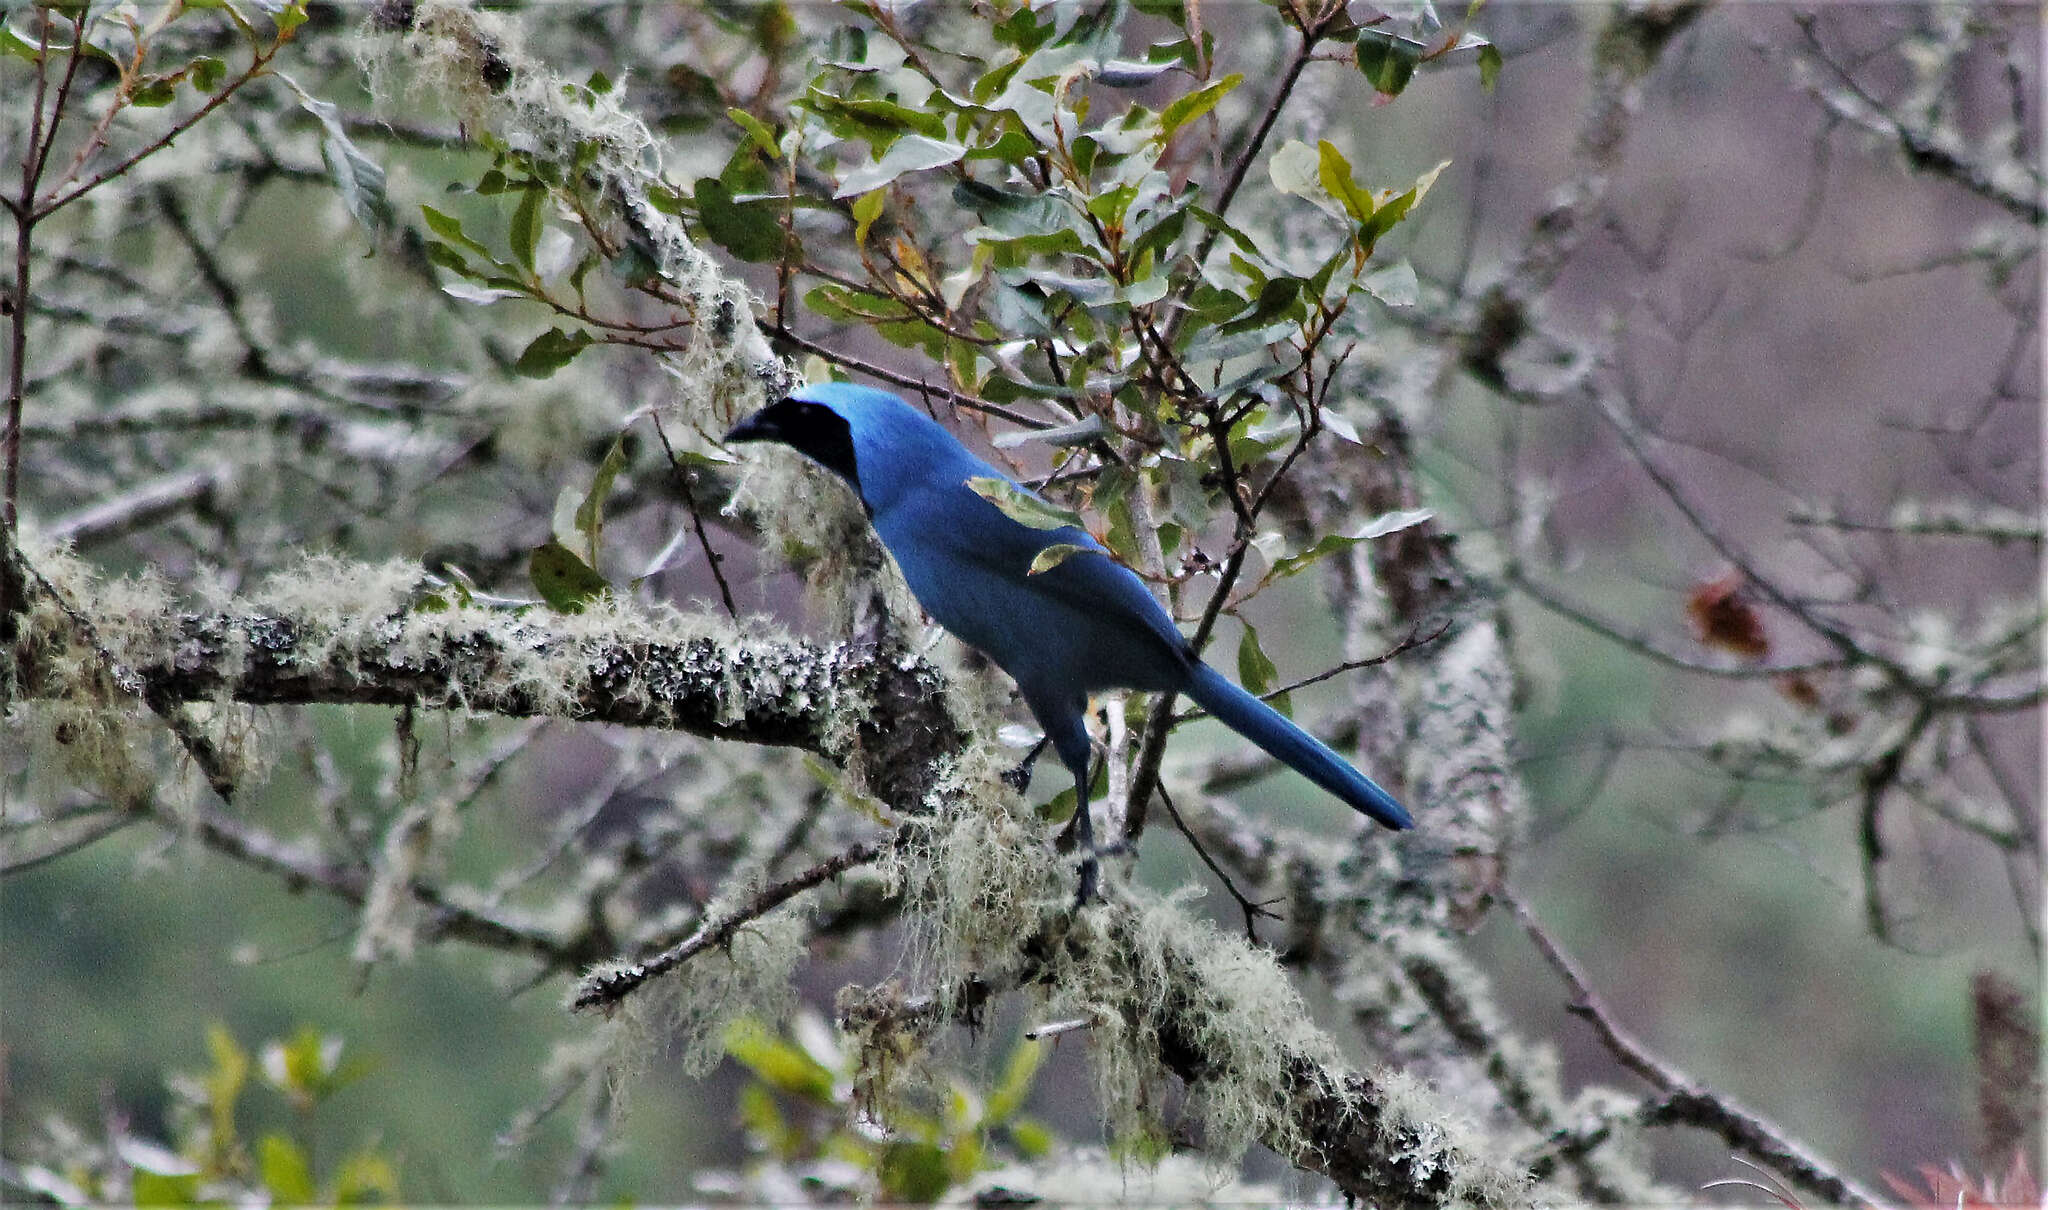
[1477,43,1502,92]
[513,327,594,378]
[1009,1117,1053,1158]
[802,92,948,146]
[991,415,1106,449]
[1236,622,1291,718]
[1262,508,1434,584]
[1158,72,1241,139]
[985,1039,1044,1124]
[1356,29,1421,97]
[204,1024,249,1148]
[727,107,780,157]
[132,1171,202,1206]
[573,436,629,564]
[694,177,786,262]
[1315,140,1375,224]
[804,283,912,323]
[188,55,226,92]
[259,1135,318,1204]
[509,184,543,271]
[834,135,966,198]
[131,77,177,107]
[965,477,1086,532]
[879,1141,951,1203]
[300,95,390,233]
[530,540,610,612]
[0,26,41,62]
[1027,542,1090,575]
[1220,276,1301,335]
[274,0,309,35]
[420,205,489,258]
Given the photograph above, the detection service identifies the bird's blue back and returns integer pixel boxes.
[792,384,1192,705]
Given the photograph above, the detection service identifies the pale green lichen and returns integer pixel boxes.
[351,792,463,966]
[603,875,816,1088]
[10,543,184,810]
[356,0,792,430]
[1369,1065,1528,1205]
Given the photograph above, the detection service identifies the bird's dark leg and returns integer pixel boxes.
[1069,761,1101,906]
[1044,715,1105,905]
[1002,733,1051,792]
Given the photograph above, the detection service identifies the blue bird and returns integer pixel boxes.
[727,382,1412,897]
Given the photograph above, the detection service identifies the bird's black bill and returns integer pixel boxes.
[723,412,780,444]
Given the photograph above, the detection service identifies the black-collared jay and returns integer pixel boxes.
[727,382,1412,898]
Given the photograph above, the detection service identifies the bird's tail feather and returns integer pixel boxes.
[1184,662,1412,829]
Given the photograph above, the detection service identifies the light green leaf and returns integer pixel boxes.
[333,1151,399,1205]
[1236,621,1291,718]
[1158,72,1241,139]
[1269,140,1342,218]
[509,183,542,271]
[259,1135,317,1205]
[965,476,1086,531]
[574,436,629,564]
[1361,159,1450,244]
[299,94,390,233]
[1361,260,1418,306]
[851,187,886,246]
[420,204,489,258]
[1316,140,1375,224]
[728,107,780,156]
[1262,508,1435,583]
[1028,542,1090,575]
[724,1021,837,1102]
[835,135,966,198]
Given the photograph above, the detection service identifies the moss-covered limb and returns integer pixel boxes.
[12,576,965,816]
[843,900,1527,1208]
[1159,783,1670,1198]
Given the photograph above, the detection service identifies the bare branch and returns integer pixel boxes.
[1504,887,1883,1207]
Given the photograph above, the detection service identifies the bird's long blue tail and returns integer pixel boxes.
[1183,662,1413,829]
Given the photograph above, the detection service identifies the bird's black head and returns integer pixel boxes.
[725,397,861,491]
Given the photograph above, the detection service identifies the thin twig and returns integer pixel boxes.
[1155,782,1278,942]
[648,412,738,617]
[572,839,887,1011]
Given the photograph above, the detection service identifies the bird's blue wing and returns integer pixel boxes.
[874,473,1192,690]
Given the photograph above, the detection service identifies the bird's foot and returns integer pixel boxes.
[1002,735,1052,793]
[1070,841,1128,908]
[1074,852,1101,907]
